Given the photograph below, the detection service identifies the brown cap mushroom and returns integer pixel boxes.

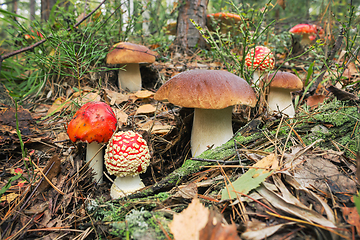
[265,71,303,118]
[104,130,151,199]
[155,69,256,156]
[67,101,117,183]
[106,42,157,92]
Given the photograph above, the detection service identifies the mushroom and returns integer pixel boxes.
[106,42,157,92]
[245,46,275,87]
[289,24,319,45]
[265,71,303,118]
[67,101,117,183]
[154,69,257,156]
[206,12,243,34]
[104,130,151,199]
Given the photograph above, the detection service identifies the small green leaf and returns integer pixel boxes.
[221,168,273,200]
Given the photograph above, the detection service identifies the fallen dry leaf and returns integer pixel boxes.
[113,108,128,125]
[136,104,157,115]
[46,97,70,115]
[105,89,129,105]
[79,92,101,104]
[305,94,327,109]
[342,206,360,235]
[169,198,240,240]
[199,210,240,240]
[37,155,62,193]
[242,219,295,240]
[169,198,209,240]
[327,85,359,101]
[138,120,173,134]
[134,90,155,99]
[173,183,198,199]
[0,192,19,203]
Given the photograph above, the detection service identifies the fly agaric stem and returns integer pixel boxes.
[86,142,104,183]
[111,175,145,199]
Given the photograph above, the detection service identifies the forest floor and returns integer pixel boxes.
[0,49,360,240]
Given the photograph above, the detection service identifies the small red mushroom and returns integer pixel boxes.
[206,12,243,34]
[67,101,117,183]
[245,46,275,86]
[105,131,151,199]
[289,24,322,45]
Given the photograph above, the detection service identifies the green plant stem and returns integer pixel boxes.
[14,101,28,168]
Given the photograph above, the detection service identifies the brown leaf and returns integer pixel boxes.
[305,94,327,109]
[327,85,359,101]
[277,0,286,9]
[134,90,155,99]
[136,104,157,115]
[169,198,209,240]
[342,206,360,234]
[46,97,70,115]
[138,120,173,134]
[169,198,240,240]
[105,89,129,105]
[173,183,198,199]
[37,155,62,193]
[24,202,49,215]
[199,210,240,240]
[113,108,128,125]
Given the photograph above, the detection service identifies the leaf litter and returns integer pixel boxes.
[0,52,359,240]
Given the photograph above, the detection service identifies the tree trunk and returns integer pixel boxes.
[41,0,56,21]
[30,0,36,21]
[175,0,208,54]
[10,0,18,18]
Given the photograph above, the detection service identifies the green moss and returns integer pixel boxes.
[109,208,171,239]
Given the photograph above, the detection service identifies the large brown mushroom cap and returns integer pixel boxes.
[154,69,257,109]
[266,71,303,91]
[106,42,157,65]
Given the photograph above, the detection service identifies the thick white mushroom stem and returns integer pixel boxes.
[86,142,103,184]
[118,63,142,92]
[110,175,145,199]
[267,88,296,118]
[191,106,233,157]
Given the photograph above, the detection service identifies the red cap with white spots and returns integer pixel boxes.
[245,46,275,71]
[289,24,316,35]
[105,131,150,177]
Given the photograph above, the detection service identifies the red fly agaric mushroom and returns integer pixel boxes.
[106,42,157,92]
[206,12,243,34]
[245,46,275,86]
[104,130,151,199]
[154,69,256,156]
[289,24,319,45]
[67,101,117,183]
[265,71,303,118]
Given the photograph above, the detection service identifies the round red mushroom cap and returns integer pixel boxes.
[67,101,117,144]
[245,46,275,71]
[289,24,316,35]
[105,131,151,177]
